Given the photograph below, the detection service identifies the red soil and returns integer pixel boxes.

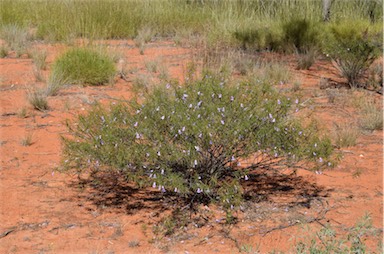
[0,40,382,253]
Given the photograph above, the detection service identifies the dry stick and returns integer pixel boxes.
[0,227,17,239]
[259,201,331,237]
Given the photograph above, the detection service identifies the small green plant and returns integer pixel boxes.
[20,132,33,146]
[145,60,158,73]
[62,76,333,222]
[33,67,45,82]
[359,100,383,131]
[367,62,383,90]
[0,45,8,58]
[45,69,70,96]
[27,89,49,111]
[51,47,116,86]
[260,61,291,85]
[332,123,359,148]
[325,25,380,88]
[128,240,140,248]
[295,213,379,254]
[18,107,28,118]
[297,49,317,70]
[31,49,47,70]
[132,74,151,94]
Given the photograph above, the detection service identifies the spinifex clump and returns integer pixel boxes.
[62,76,332,220]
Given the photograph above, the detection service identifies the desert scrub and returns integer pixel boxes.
[51,47,115,86]
[295,213,381,254]
[325,24,380,88]
[0,23,30,57]
[62,76,333,219]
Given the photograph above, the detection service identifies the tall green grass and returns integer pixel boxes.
[0,0,382,44]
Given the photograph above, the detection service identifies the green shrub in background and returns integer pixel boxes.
[62,76,333,221]
[51,48,115,86]
[281,18,320,53]
[325,24,380,88]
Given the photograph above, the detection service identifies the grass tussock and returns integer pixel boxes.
[27,89,49,111]
[359,100,383,131]
[51,47,116,86]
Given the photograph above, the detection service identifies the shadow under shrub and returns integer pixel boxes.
[52,47,115,86]
[62,76,332,221]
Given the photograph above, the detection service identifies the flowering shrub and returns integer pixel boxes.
[63,76,332,220]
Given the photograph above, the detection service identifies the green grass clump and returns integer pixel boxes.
[51,47,115,86]
[62,75,333,222]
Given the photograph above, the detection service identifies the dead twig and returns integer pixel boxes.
[0,227,17,239]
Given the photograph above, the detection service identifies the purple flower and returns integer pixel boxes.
[166,83,171,89]
[174,187,178,193]
[161,169,164,174]
[152,182,156,188]
[197,101,202,107]
[221,120,225,125]
[218,94,222,99]
[197,188,202,194]
[160,115,165,120]
[230,96,234,102]
[157,151,161,156]
[101,116,105,123]
[319,157,323,163]
[134,121,138,127]
[161,186,166,193]
[244,175,249,181]
[295,98,299,104]
[277,99,281,105]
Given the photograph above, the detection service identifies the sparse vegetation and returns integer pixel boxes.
[51,47,116,86]
[20,132,33,146]
[359,99,383,131]
[295,214,380,254]
[31,49,47,70]
[27,89,49,111]
[332,123,360,148]
[0,23,30,57]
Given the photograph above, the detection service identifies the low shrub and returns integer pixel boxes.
[325,24,380,88]
[281,18,320,53]
[51,47,116,86]
[62,76,333,220]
